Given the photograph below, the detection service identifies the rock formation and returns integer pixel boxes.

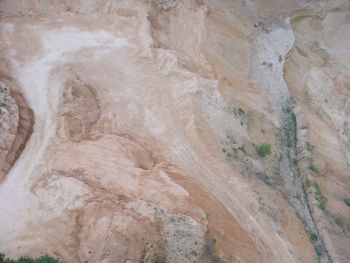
[0,0,349,262]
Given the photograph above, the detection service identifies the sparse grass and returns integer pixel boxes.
[228,107,247,126]
[225,132,236,143]
[211,255,225,263]
[315,245,324,257]
[155,255,166,263]
[314,183,327,210]
[303,179,312,189]
[0,255,61,263]
[223,148,238,159]
[304,222,325,257]
[344,198,350,207]
[203,239,217,255]
[257,143,272,157]
[335,216,346,228]
[282,106,297,149]
[238,145,246,154]
[306,142,314,152]
[319,198,327,210]
[305,225,324,255]
[309,232,318,242]
[305,225,318,243]
[310,164,320,174]
[293,193,302,202]
[335,216,350,237]
[203,239,225,263]
[238,108,245,115]
[315,183,322,195]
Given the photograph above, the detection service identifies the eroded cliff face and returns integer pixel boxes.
[285,1,350,261]
[0,0,349,262]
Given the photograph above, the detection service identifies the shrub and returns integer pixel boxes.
[282,107,297,148]
[303,179,312,189]
[319,198,327,210]
[344,198,350,207]
[314,183,327,210]
[155,255,166,263]
[315,183,322,195]
[315,245,324,257]
[224,148,238,159]
[335,216,346,228]
[203,239,217,255]
[257,143,272,157]
[309,232,318,242]
[211,255,225,263]
[335,216,350,237]
[203,238,226,262]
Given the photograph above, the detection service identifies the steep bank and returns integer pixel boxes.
[0,70,34,182]
[243,1,330,260]
[285,0,350,261]
[249,22,330,263]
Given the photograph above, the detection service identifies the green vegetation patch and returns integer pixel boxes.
[203,239,217,255]
[309,232,318,242]
[257,143,272,157]
[335,216,350,237]
[315,244,325,257]
[211,255,225,263]
[306,142,314,152]
[344,197,350,207]
[310,164,320,174]
[203,238,225,263]
[281,106,297,149]
[303,179,312,189]
[314,183,327,210]
[319,198,327,210]
[0,254,61,263]
[238,108,245,115]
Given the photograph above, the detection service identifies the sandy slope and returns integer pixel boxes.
[0,0,349,262]
[0,24,132,259]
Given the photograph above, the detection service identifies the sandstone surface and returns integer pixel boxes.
[0,1,349,262]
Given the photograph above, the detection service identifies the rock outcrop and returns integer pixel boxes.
[0,0,349,262]
[0,70,33,182]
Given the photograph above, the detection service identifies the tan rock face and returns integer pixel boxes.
[0,0,349,262]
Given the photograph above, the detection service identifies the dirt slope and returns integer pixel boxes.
[0,0,349,262]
